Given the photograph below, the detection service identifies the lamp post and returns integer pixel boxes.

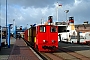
[56,2,58,22]
[64,10,69,21]
[0,21,1,51]
[6,0,8,45]
[0,26,1,50]
[0,0,1,50]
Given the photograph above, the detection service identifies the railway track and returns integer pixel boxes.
[39,45,90,60]
[58,47,90,60]
[24,39,63,60]
[40,47,90,60]
[24,39,90,60]
[40,52,64,60]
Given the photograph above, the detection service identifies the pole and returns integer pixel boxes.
[6,0,8,45]
[14,26,16,39]
[66,13,67,21]
[8,25,10,48]
[27,24,28,29]
[1,26,2,44]
[0,26,2,50]
[41,19,42,24]
[56,2,58,22]
[64,10,69,22]
[0,26,1,50]
[0,0,1,50]
[13,19,15,34]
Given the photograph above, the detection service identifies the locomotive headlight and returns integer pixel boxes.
[52,40,55,43]
[43,40,46,43]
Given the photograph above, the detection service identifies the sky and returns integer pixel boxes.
[0,0,90,28]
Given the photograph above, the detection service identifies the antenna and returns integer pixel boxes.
[41,19,42,24]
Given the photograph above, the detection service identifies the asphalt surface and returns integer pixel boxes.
[58,41,90,58]
[0,37,16,60]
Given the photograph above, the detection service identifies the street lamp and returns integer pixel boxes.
[64,10,69,21]
[6,0,8,45]
[0,0,1,50]
[56,2,59,22]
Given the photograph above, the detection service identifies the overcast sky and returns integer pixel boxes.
[0,0,90,28]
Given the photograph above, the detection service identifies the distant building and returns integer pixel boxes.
[75,22,90,33]
[0,27,7,38]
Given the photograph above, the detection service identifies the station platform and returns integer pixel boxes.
[0,38,40,60]
[0,37,16,60]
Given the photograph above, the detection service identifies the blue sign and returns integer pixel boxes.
[7,24,13,48]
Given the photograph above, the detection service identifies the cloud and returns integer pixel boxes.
[1,5,56,26]
[1,0,75,8]
[69,0,90,24]
[0,0,90,28]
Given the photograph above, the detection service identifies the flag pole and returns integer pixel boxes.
[56,2,58,22]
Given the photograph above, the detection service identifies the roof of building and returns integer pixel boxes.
[75,24,90,28]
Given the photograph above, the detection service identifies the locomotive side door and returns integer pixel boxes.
[36,25,48,47]
[48,25,58,46]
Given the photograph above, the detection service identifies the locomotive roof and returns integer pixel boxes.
[36,24,57,26]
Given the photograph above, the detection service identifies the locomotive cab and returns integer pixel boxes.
[35,25,58,52]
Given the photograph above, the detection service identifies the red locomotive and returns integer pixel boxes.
[24,16,58,52]
[24,24,58,52]
[35,25,58,52]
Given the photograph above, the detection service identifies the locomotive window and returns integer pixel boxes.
[69,17,74,20]
[51,26,57,32]
[40,26,46,32]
